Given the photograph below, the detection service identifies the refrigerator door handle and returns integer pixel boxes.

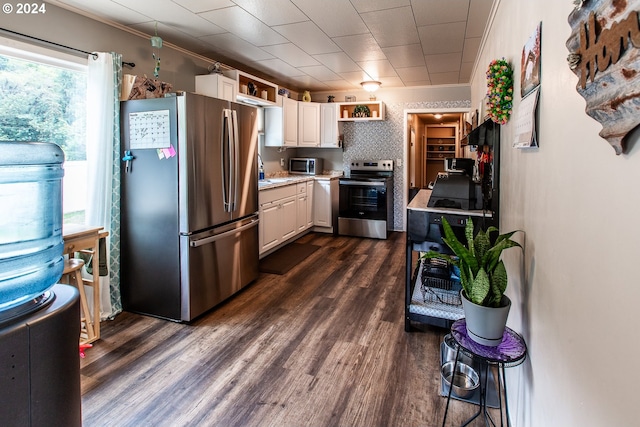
[189,218,259,248]
[230,109,239,212]
[222,109,233,213]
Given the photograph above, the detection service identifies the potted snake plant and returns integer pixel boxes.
[422,217,522,346]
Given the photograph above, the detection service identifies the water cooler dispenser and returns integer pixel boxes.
[0,142,81,427]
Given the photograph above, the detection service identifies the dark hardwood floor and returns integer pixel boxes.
[80,232,494,426]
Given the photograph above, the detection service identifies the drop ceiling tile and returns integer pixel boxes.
[339,71,376,86]
[360,6,420,48]
[333,34,386,62]
[321,80,361,90]
[466,0,493,38]
[378,76,405,88]
[459,61,472,82]
[199,33,274,61]
[382,44,426,68]
[313,52,362,73]
[232,0,308,26]
[401,78,431,86]
[251,58,307,77]
[412,0,469,26]
[419,21,466,55]
[291,0,369,37]
[396,66,430,82]
[109,0,222,37]
[176,0,234,14]
[357,60,398,79]
[462,37,480,63]
[425,52,461,73]
[262,44,320,67]
[53,0,152,24]
[273,21,341,55]
[350,0,410,13]
[132,21,225,54]
[199,6,288,46]
[107,0,207,35]
[429,71,460,85]
[287,74,329,90]
[297,65,341,81]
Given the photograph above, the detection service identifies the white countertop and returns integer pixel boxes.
[407,189,493,218]
[258,172,342,190]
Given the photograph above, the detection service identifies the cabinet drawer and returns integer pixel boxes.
[297,182,306,194]
[259,184,297,205]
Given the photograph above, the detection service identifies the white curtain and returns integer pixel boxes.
[85,52,122,320]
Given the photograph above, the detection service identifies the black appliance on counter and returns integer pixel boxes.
[428,119,500,218]
[427,172,481,211]
[338,160,394,239]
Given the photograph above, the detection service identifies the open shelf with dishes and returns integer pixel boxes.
[337,101,385,121]
[229,70,278,106]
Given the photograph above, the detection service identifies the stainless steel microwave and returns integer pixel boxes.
[289,158,323,175]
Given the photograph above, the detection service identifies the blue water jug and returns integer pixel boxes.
[0,141,65,314]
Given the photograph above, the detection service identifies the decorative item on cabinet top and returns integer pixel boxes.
[337,101,385,121]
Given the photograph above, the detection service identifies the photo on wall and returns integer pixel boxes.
[521,22,542,98]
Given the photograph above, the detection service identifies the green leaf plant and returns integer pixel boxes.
[421,217,522,308]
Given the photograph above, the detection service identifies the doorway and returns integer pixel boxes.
[402,108,470,230]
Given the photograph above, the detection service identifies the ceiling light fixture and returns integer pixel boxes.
[361,80,381,100]
[434,113,443,119]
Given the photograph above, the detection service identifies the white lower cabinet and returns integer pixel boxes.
[259,185,298,254]
[306,180,314,228]
[280,197,297,241]
[296,183,308,233]
[313,179,338,232]
[259,179,315,256]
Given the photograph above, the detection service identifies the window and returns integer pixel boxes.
[0,37,87,224]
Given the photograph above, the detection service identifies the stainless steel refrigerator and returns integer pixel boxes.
[120,92,259,321]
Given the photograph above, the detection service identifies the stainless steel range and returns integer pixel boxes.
[338,160,394,239]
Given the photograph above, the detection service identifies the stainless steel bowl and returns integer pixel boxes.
[441,361,479,398]
[442,334,473,367]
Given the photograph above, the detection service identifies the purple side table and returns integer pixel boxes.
[442,318,527,427]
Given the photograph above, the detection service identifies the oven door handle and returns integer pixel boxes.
[339,180,386,187]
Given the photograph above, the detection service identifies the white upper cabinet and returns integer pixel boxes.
[283,97,298,147]
[298,102,320,147]
[195,74,237,102]
[264,95,298,147]
[320,103,342,148]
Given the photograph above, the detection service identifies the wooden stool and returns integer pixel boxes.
[62,258,96,344]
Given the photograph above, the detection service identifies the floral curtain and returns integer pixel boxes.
[85,52,122,319]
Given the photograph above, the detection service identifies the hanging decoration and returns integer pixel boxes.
[486,58,514,125]
[150,22,162,78]
[566,0,640,155]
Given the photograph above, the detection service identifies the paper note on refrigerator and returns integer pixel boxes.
[129,110,171,149]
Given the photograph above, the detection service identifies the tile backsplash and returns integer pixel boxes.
[342,100,471,230]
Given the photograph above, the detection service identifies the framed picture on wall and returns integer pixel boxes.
[521,22,542,98]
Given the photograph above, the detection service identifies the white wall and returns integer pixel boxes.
[471,2,640,426]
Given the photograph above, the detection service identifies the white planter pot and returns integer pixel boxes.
[461,291,511,346]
